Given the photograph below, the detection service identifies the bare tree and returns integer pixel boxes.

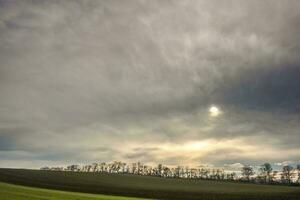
[228,172,236,181]
[174,166,181,178]
[242,165,254,181]
[137,162,142,175]
[163,166,171,177]
[199,168,205,179]
[282,165,293,184]
[296,164,300,183]
[157,164,163,177]
[261,163,272,183]
[120,162,126,173]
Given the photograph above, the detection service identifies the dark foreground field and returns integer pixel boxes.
[0,168,299,200]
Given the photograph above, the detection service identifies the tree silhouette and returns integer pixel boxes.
[296,164,300,183]
[261,163,272,183]
[282,165,293,184]
[241,165,254,181]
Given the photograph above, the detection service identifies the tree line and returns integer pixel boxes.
[241,163,300,184]
[41,162,300,185]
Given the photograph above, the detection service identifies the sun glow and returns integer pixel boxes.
[123,139,255,167]
[209,106,221,117]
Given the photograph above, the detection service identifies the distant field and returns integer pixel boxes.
[0,168,299,200]
[0,181,146,200]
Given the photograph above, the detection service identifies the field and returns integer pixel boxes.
[0,181,145,200]
[0,168,300,200]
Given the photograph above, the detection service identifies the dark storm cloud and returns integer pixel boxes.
[0,0,300,167]
[220,66,300,112]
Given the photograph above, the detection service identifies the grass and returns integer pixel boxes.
[0,168,300,200]
[0,181,146,200]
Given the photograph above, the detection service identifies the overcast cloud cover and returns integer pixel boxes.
[0,0,300,169]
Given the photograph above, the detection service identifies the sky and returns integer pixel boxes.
[0,0,300,170]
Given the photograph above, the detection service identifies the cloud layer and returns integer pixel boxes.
[0,0,300,168]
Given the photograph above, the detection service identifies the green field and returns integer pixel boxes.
[0,168,299,200]
[0,181,146,200]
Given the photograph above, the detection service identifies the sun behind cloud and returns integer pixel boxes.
[209,106,221,117]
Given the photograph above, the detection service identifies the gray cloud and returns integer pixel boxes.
[219,65,300,112]
[0,0,300,168]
